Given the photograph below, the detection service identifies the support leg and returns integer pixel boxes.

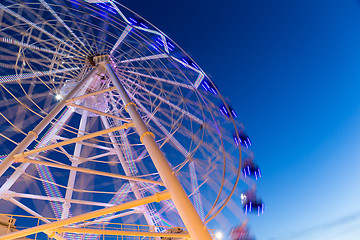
[105,64,212,240]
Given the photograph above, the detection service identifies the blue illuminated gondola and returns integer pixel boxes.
[201,79,217,94]
[220,104,237,118]
[241,158,261,180]
[154,36,175,52]
[129,16,148,29]
[233,130,251,148]
[181,57,199,69]
[95,2,117,15]
[242,191,264,216]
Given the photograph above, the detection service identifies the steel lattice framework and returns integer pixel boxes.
[0,1,260,239]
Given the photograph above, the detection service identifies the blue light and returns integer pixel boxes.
[201,79,217,94]
[210,88,217,95]
[140,23,148,29]
[129,17,138,24]
[234,136,239,145]
[247,137,252,146]
[191,62,199,69]
[168,42,175,48]
[95,3,117,15]
[231,109,238,118]
[156,40,163,46]
[182,58,189,65]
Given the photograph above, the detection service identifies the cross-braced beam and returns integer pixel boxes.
[0,191,171,240]
[0,67,98,177]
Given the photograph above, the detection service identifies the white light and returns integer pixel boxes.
[241,193,247,204]
[55,93,63,101]
[215,231,223,239]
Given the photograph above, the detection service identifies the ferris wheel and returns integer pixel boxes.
[0,1,263,239]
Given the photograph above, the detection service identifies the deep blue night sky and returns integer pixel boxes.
[121,0,360,239]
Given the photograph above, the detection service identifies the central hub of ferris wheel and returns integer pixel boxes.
[60,55,113,117]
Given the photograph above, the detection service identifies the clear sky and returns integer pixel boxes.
[121,0,360,239]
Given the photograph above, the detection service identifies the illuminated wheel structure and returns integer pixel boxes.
[0,1,262,239]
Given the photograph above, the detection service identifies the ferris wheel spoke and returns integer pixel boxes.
[170,56,202,74]
[0,92,48,108]
[122,78,203,125]
[39,0,85,48]
[27,7,90,58]
[124,74,191,106]
[110,25,133,55]
[0,3,77,52]
[0,66,80,83]
[120,53,168,64]
[50,1,94,53]
[0,36,75,58]
[124,70,194,90]
[124,84,191,136]
[130,94,190,158]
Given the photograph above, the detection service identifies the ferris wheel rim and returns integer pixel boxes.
[0,0,258,237]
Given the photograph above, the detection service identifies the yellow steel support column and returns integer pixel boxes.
[105,63,213,240]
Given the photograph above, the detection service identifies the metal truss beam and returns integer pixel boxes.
[6,192,117,208]
[0,67,98,177]
[13,122,134,159]
[67,102,130,122]
[65,86,116,103]
[55,227,189,239]
[8,198,66,240]
[17,158,163,186]
[0,191,171,240]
